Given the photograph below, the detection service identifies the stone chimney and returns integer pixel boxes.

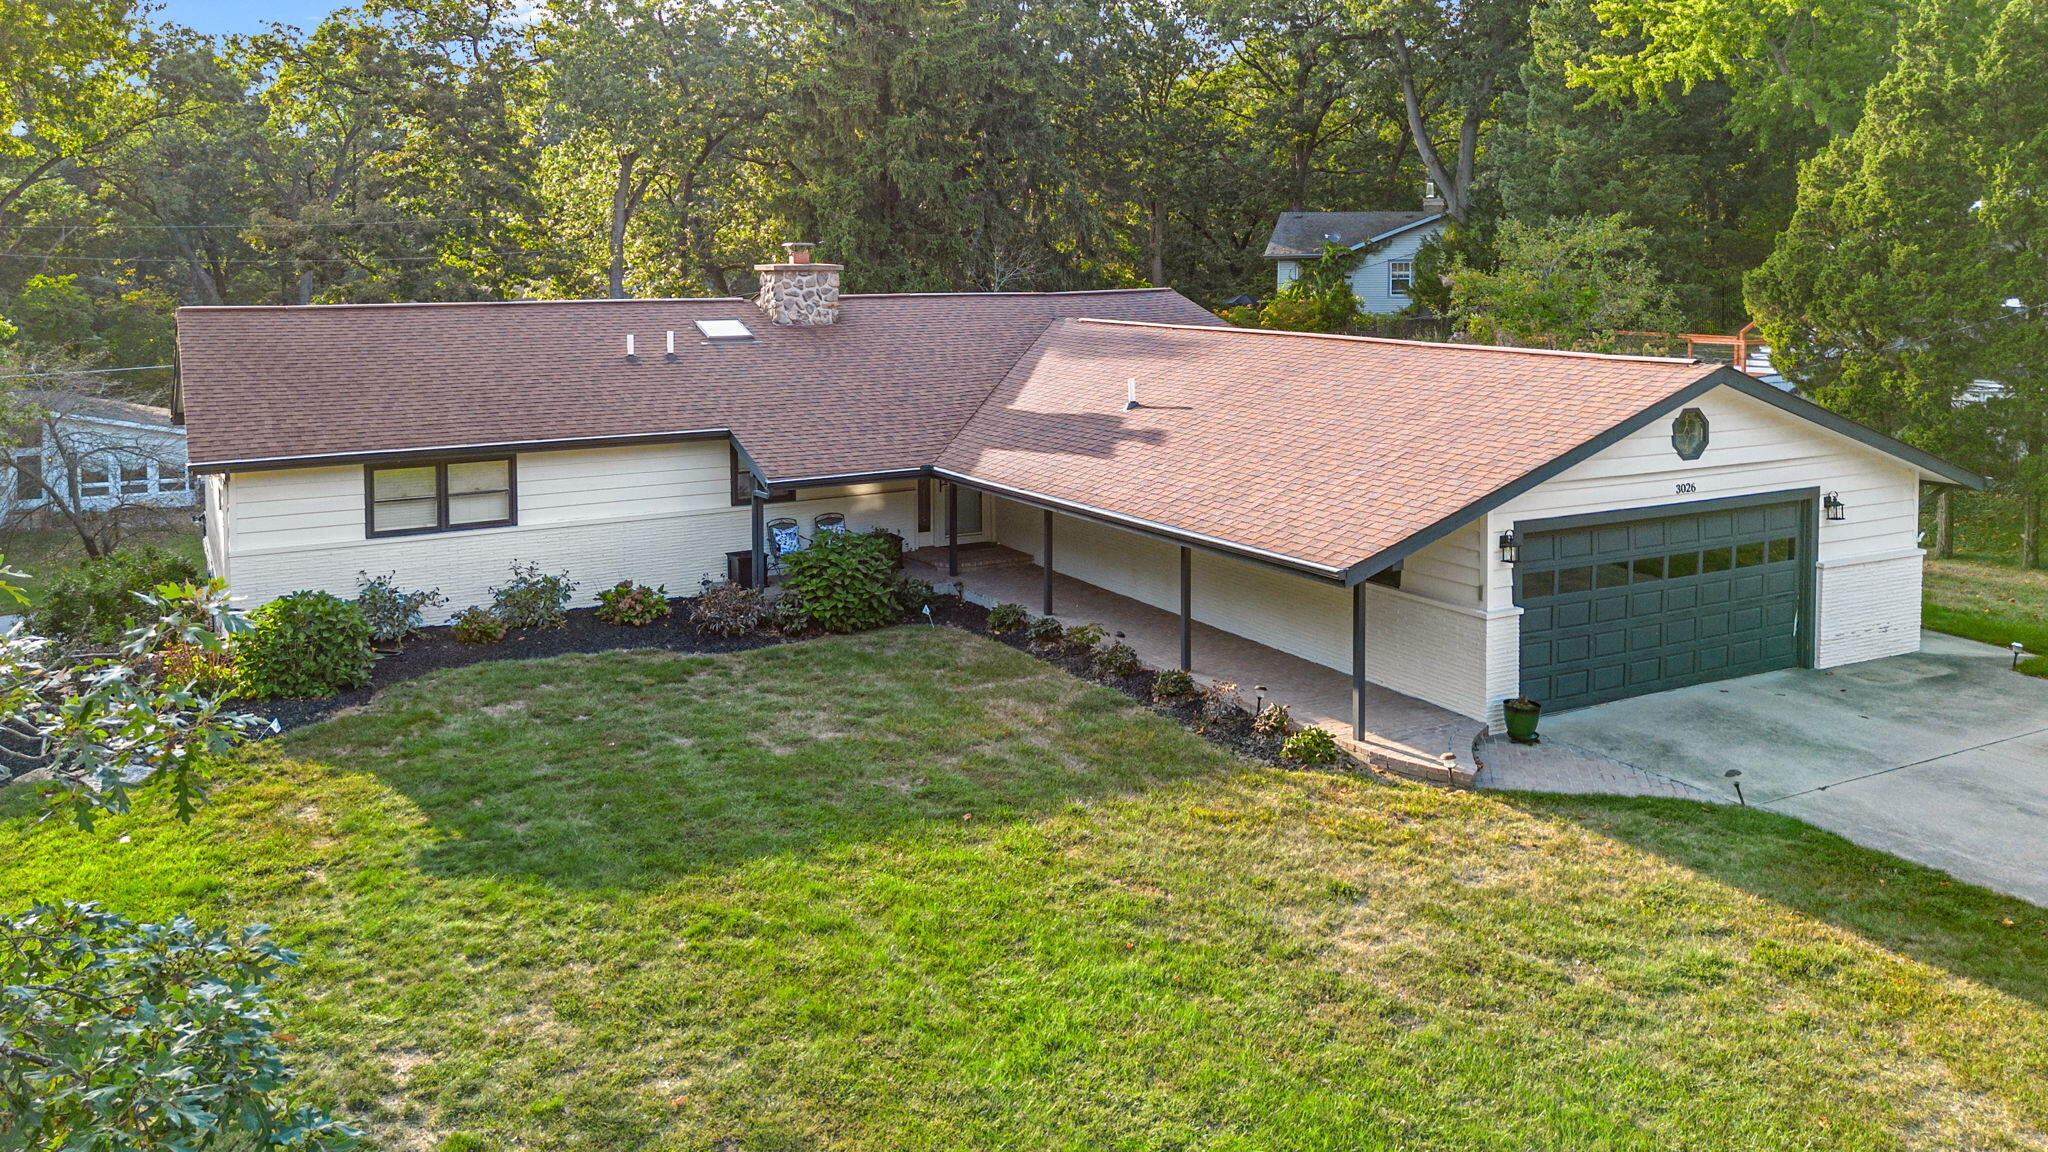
[754,241,842,326]
[1420,180,1447,215]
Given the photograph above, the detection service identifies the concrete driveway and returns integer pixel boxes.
[1535,632,2048,904]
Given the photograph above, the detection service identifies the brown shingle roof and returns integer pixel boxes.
[935,320,1725,572]
[174,289,1223,475]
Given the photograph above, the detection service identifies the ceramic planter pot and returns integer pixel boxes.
[1503,698,1542,745]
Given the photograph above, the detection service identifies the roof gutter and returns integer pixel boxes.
[189,427,734,474]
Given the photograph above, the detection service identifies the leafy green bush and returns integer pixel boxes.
[153,641,240,697]
[774,589,812,634]
[779,529,899,632]
[450,605,508,644]
[596,580,670,627]
[0,901,359,1151]
[26,547,204,645]
[1252,702,1295,737]
[1280,727,1341,765]
[1095,641,1141,678]
[234,591,374,699]
[354,571,446,645]
[1064,622,1106,651]
[1151,668,1196,702]
[986,603,1027,634]
[691,581,771,636]
[894,574,938,615]
[1023,615,1065,647]
[490,561,577,629]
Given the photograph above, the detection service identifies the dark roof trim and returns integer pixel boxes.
[192,427,732,474]
[932,467,1349,585]
[1339,365,1987,585]
[762,467,927,490]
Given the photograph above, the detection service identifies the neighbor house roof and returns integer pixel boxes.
[1263,211,1442,259]
[19,390,176,429]
[174,289,1222,477]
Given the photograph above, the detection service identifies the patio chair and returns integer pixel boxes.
[766,517,804,574]
[813,512,848,535]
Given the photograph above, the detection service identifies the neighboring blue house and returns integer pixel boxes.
[1263,187,1448,315]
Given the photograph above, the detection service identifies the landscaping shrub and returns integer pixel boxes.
[1095,641,1142,678]
[894,574,938,615]
[1023,616,1065,647]
[780,529,899,632]
[1200,680,1255,735]
[27,547,204,646]
[986,603,1027,634]
[596,580,671,627]
[1064,622,1106,651]
[450,606,508,644]
[773,589,813,634]
[1252,703,1295,738]
[691,581,771,637]
[1280,727,1341,765]
[153,641,240,697]
[490,561,577,629]
[354,571,446,646]
[1152,668,1196,702]
[235,591,374,699]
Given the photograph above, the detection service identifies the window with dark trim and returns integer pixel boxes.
[728,444,793,507]
[12,453,43,503]
[366,457,516,537]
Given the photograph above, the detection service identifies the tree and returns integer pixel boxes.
[1448,213,1681,347]
[0,901,357,1150]
[1491,0,1803,329]
[0,360,189,558]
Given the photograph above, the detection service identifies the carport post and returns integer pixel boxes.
[946,483,959,576]
[1042,509,1055,616]
[1178,546,1192,672]
[1351,580,1366,739]
[749,492,766,589]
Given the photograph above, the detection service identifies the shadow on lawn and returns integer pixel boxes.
[287,628,1230,892]
[1514,794,2048,1008]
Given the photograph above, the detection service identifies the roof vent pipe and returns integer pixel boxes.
[1125,377,1140,411]
[665,330,677,361]
[625,334,637,363]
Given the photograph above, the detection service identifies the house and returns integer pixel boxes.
[0,391,196,526]
[1262,186,1448,314]
[173,244,1983,734]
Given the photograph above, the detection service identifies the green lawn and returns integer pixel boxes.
[0,525,205,608]
[5,627,2048,1150]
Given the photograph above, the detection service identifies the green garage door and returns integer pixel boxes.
[1515,501,1809,712]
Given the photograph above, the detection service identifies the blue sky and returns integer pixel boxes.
[156,0,350,36]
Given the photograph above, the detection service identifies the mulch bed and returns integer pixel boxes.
[251,592,1311,770]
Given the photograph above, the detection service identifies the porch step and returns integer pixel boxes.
[1336,725,1480,787]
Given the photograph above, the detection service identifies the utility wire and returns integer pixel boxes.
[0,246,588,265]
[5,216,513,232]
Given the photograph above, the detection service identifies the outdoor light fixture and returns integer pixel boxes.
[1498,530,1520,564]
[1823,492,1847,521]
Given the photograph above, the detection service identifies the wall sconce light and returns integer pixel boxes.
[1823,492,1847,521]
[1498,530,1520,564]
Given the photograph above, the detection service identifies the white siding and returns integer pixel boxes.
[1484,383,1929,694]
[987,497,1501,721]
[217,440,917,618]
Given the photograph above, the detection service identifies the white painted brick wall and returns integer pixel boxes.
[1815,551,1925,668]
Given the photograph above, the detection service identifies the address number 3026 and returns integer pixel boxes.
[1675,482,1698,495]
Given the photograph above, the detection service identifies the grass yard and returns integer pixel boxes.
[5,627,2048,1150]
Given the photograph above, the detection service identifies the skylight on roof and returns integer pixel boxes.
[695,318,755,342]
